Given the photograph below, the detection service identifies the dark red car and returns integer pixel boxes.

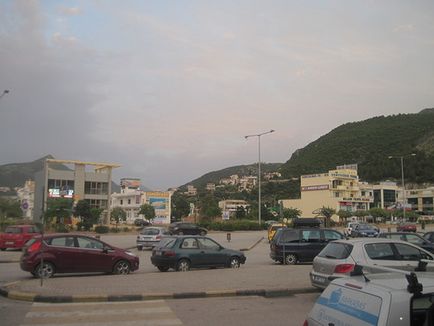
[20,234,139,278]
[396,222,417,232]
[0,225,40,251]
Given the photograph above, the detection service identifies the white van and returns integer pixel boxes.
[305,266,434,326]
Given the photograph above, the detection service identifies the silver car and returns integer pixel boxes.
[136,227,170,250]
[310,238,434,289]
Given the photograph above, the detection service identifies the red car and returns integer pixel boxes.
[396,222,417,232]
[0,225,40,251]
[20,234,139,278]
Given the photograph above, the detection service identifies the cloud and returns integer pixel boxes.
[59,7,82,16]
[394,24,415,33]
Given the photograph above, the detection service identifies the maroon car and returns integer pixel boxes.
[0,225,40,251]
[396,222,417,232]
[20,234,139,278]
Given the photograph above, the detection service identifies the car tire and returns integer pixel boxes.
[284,254,297,265]
[178,231,184,235]
[157,266,169,272]
[35,261,55,278]
[229,256,241,268]
[199,230,207,236]
[0,248,5,251]
[113,260,131,275]
[176,259,191,272]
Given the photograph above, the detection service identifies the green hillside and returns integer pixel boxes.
[183,163,283,189]
[279,109,434,184]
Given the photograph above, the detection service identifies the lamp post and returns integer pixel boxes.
[388,153,416,220]
[245,129,275,225]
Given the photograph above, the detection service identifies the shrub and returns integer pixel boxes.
[122,227,130,232]
[54,223,70,233]
[94,225,109,234]
[110,227,120,233]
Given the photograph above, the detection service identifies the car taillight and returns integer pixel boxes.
[163,250,176,257]
[156,235,161,240]
[28,241,41,253]
[334,263,355,273]
[303,320,308,326]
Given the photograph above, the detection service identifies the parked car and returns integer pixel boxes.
[397,222,417,232]
[269,227,345,265]
[136,226,170,250]
[378,232,434,253]
[168,222,207,236]
[267,223,286,242]
[20,234,139,278]
[306,265,434,326]
[350,223,379,237]
[151,235,246,272]
[0,225,40,251]
[344,221,360,237]
[134,218,151,227]
[424,231,434,243]
[310,238,434,289]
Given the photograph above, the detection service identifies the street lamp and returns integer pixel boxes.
[388,153,416,220]
[244,129,275,225]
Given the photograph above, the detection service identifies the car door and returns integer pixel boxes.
[46,236,78,273]
[179,238,202,267]
[391,242,434,271]
[197,237,227,266]
[75,236,114,273]
[363,242,405,270]
[299,229,322,262]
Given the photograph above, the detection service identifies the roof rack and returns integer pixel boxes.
[351,264,424,296]
[292,218,322,228]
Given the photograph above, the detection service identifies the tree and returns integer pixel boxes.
[139,204,156,220]
[44,198,73,226]
[283,208,301,220]
[171,193,190,220]
[0,198,22,219]
[73,200,93,230]
[318,206,336,227]
[337,210,352,223]
[111,207,126,228]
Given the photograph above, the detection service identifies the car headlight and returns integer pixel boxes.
[361,232,367,235]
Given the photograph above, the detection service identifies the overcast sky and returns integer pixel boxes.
[1,1,433,190]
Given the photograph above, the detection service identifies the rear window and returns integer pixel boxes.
[159,237,177,248]
[5,227,22,234]
[141,228,160,235]
[318,242,353,259]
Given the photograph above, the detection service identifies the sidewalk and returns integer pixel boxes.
[0,231,319,303]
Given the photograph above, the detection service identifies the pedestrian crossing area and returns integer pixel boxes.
[20,300,184,326]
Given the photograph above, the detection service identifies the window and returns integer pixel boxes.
[365,243,395,260]
[318,243,353,259]
[181,238,199,249]
[5,227,22,234]
[197,238,220,250]
[128,199,131,205]
[279,230,299,243]
[84,182,109,195]
[77,237,104,250]
[120,200,123,205]
[394,243,424,261]
[405,234,425,246]
[302,230,321,243]
[323,230,343,241]
[49,237,76,247]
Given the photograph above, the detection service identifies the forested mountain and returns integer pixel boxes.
[182,163,283,189]
[279,110,434,184]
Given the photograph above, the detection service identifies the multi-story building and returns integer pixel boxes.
[239,176,257,191]
[280,165,375,219]
[219,199,250,219]
[406,187,434,214]
[111,179,142,222]
[34,159,120,223]
[206,183,216,191]
[185,185,197,196]
[16,180,35,219]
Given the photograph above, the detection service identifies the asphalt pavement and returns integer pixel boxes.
[0,231,318,303]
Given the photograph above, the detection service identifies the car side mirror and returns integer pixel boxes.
[102,246,109,254]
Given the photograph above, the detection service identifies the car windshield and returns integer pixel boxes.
[318,242,353,259]
[411,293,434,325]
[358,225,374,230]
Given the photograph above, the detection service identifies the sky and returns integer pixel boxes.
[1,0,434,190]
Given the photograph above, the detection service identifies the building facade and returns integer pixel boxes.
[218,199,250,219]
[34,159,120,223]
[16,180,35,219]
[406,187,434,214]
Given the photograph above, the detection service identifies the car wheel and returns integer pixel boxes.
[157,266,169,272]
[177,259,191,272]
[284,254,297,265]
[178,231,184,235]
[113,260,131,275]
[199,230,207,236]
[0,248,5,251]
[229,256,241,268]
[35,261,55,278]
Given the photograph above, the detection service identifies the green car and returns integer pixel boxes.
[151,235,246,272]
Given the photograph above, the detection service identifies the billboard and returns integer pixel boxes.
[120,178,141,189]
[145,191,171,224]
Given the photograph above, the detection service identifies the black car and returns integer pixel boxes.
[378,232,434,253]
[424,231,434,243]
[350,224,379,237]
[151,235,246,272]
[134,219,151,227]
[269,228,345,265]
[168,222,207,236]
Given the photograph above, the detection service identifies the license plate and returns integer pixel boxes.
[313,275,326,283]
[156,251,162,256]
[5,241,14,245]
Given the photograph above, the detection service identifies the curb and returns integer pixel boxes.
[0,284,319,303]
[0,260,20,264]
[240,236,265,251]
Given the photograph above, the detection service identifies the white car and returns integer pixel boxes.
[136,227,170,250]
[310,238,434,289]
[305,266,434,326]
